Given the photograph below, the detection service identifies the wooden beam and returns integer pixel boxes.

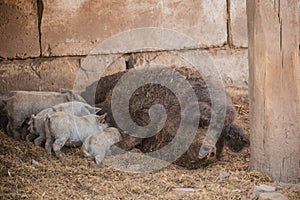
[247,0,300,182]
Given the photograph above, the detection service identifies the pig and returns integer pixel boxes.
[81,127,122,165]
[4,89,86,140]
[26,101,101,146]
[92,66,250,168]
[26,108,54,144]
[44,112,105,158]
[0,93,11,132]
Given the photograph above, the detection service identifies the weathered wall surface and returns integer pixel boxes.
[0,0,40,58]
[230,0,247,47]
[0,0,251,95]
[41,0,228,56]
[0,58,79,92]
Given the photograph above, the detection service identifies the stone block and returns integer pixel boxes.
[0,58,79,93]
[101,56,127,77]
[162,0,227,48]
[41,0,161,56]
[0,60,41,92]
[75,55,126,103]
[210,49,248,88]
[0,0,40,58]
[248,184,290,200]
[128,51,193,69]
[41,0,227,56]
[230,0,300,47]
[129,49,248,89]
[258,193,289,200]
[230,0,248,47]
[180,49,248,88]
[38,58,80,91]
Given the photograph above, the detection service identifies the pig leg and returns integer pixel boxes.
[11,116,25,140]
[52,137,68,159]
[9,122,23,140]
[34,134,46,146]
[20,125,28,140]
[82,149,91,157]
[45,136,54,155]
[45,131,52,155]
[64,140,82,147]
[95,153,105,165]
[215,133,225,159]
[12,128,21,140]
[6,120,12,136]
[44,117,54,155]
[105,148,112,157]
[6,118,21,140]
[26,132,37,142]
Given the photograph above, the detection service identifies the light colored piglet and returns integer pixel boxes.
[44,112,105,158]
[5,89,86,140]
[27,101,101,146]
[26,108,54,144]
[81,127,122,165]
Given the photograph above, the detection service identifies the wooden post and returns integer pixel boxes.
[247,0,300,182]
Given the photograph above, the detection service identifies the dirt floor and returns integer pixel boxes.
[0,89,299,199]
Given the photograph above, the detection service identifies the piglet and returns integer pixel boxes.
[81,127,122,165]
[44,112,105,158]
[27,101,101,146]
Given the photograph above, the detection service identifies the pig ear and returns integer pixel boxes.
[60,88,74,99]
[61,88,86,103]
[73,94,87,103]
[96,113,107,123]
[94,107,101,113]
[101,113,107,119]
[61,89,76,101]
[60,88,72,99]
[59,88,68,94]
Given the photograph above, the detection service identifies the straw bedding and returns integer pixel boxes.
[0,89,299,199]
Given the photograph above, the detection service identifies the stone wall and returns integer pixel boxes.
[1,0,251,95]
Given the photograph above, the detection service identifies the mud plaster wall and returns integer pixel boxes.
[0,0,274,94]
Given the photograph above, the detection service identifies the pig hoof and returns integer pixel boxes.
[34,140,43,146]
[53,150,64,159]
[25,135,31,141]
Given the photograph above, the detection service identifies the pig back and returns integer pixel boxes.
[7,91,68,120]
[52,102,94,116]
[68,114,100,142]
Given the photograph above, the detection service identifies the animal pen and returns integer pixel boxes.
[0,0,299,199]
